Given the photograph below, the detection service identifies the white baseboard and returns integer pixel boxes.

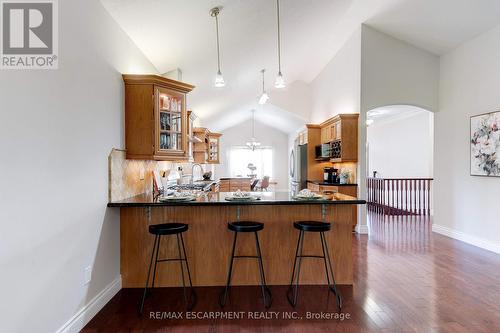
[56,276,122,333]
[356,224,369,234]
[432,224,500,254]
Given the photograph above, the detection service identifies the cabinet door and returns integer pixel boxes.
[154,87,188,159]
[320,127,328,144]
[335,121,342,140]
[207,134,221,164]
[319,185,339,193]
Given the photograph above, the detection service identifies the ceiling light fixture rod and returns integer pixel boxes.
[276,0,282,74]
[210,7,225,87]
[261,69,265,91]
[274,0,285,88]
[213,8,222,73]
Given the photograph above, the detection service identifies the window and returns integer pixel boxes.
[228,146,273,179]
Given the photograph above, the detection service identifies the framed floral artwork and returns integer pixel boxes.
[470,111,500,176]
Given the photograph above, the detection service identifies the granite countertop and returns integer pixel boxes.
[308,180,358,186]
[108,190,366,207]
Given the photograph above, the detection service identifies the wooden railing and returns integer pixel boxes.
[367,178,433,216]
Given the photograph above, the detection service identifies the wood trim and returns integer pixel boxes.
[122,74,194,93]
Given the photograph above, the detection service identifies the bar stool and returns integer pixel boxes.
[287,221,342,309]
[139,223,196,314]
[219,221,272,308]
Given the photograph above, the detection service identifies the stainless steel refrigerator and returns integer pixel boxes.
[290,139,308,195]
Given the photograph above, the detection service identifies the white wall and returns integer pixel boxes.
[215,119,290,191]
[0,1,157,332]
[434,24,500,253]
[368,110,434,178]
[310,28,362,123]
[361,25,440,113]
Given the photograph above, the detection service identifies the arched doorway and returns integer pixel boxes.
[365,105,434,219]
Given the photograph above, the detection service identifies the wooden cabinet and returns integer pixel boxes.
[193,128,222,164]
[193,127,209,163]
[219,178,252,192]
[319,114,358,162]
[207,132,222,164]
[123,75,194,161]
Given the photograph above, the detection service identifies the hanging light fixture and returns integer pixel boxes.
[274,0,285,88]
[210,7,225,87]
[258,69,269,105]
[246,109,261,151]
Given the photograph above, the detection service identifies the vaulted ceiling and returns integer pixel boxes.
[101,0,500,133]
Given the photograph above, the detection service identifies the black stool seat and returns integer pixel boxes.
[149,223,188,235]
[294,221,331,232]
[228,221,264,232]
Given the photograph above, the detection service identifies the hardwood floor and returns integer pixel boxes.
[83,213,500,332]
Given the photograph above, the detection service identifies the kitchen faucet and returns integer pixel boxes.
[190,163,203,184]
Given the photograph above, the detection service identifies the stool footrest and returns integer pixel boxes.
[233,255,260,259]
[296,255,325,259]
[156,258,186,262]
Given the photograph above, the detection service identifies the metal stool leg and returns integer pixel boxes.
[287,230,304,307]
[150,235,162,289]
[220,232,238,307]
[139,234,159,314]
[320,232,342,310]
[179,233,197,310]
[176,234,188,308]
[254,231,272,308]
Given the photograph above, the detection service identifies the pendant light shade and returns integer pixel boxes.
[210,7,225,87]
[275,72,285,89]
[258,69,269,105]
[274,0,285,89]
[215,70,225,88]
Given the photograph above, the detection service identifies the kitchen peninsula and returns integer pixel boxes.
[108,191,365,288]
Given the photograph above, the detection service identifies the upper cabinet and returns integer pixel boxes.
[123,74,194,161]
[320,114,359,162]
[192,127,222,164]
[207,132,222,164]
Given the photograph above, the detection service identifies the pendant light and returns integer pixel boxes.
[274,0,285,88]
[258,69,269,105]
[210,7,225,87]
[246,109,261,151]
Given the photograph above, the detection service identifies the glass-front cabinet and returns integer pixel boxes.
[156,87,186,155]
[207,132,222,164]
[123,74,194,161]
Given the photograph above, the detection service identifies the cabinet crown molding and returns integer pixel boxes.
[122,74,195,93]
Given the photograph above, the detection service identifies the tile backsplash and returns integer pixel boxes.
[108,149,200,202]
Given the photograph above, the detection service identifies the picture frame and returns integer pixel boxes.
[470,110,500,177]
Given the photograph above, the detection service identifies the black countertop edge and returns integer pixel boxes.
[308,180,358,186]
[107,200,366,207]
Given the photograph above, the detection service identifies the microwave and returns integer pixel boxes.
[315,143,330,160]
